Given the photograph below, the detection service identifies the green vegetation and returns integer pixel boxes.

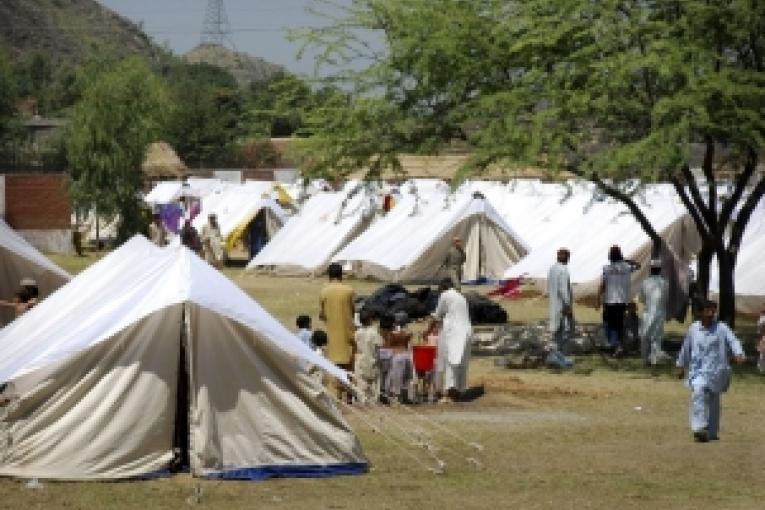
[65,57,169,242]
[0,51,17,142]
[295,0,765,325]
[162,61,246,167]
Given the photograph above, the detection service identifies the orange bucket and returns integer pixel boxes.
[412,345,437,373]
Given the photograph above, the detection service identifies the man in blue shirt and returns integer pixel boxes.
[676,300,745,442]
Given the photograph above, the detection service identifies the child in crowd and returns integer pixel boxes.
[353,309,383,404]
[422,320,440,346]
[307,329,329,385]
[296,314,313,348]
[377,314,395,402]
[384,311,413,403]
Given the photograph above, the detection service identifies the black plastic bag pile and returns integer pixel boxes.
[359,284,507,324]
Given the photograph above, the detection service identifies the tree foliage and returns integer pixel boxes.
[162,61,245,167]
[297,0,765,323]
[0,50,18,143]
[247,71,348,139]
[66,57,169,242]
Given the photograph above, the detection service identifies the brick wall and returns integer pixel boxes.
[4,174,72,229]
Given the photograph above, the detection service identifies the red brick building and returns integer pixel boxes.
[0,174,73,253]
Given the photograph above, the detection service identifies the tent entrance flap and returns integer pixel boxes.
[171,304,192,472]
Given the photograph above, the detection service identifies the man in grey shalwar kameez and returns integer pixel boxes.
[638,260,669,365]
[433,278,472,401]
[676,300,745,442]
[547,248,573,350]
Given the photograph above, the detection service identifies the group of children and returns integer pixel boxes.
[295,309,441,405]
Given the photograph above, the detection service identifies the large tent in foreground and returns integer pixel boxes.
[0,237,366,480]
[0,219,71,326]
[332,192,529,282]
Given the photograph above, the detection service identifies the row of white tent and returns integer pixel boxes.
[0,236,366,480]
[142,177,765,312]
[144,179,290,254]
[245,179,698,307]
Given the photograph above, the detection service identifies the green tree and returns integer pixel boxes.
[66,57,169,242]
[297,0,765,324]
[0,50,18,143]
[246,71,349,138]
[163,61,244,166]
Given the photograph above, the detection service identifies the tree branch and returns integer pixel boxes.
[719,148,757,227]
[728,173,765,256]
[681,164,715,232]
[567,165,661,253]
[701,138,718,233]
[670,174,711,242]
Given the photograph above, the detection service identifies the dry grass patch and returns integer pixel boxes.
[4,258,763,509]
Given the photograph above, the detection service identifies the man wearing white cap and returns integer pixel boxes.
[639,259,669,365]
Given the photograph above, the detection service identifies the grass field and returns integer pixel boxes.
[2,254,762,509]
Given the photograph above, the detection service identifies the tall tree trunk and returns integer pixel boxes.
[695,242,713,298]
[716,248,736,327]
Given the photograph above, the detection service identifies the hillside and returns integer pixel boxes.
[0,0,163,66]
[185,43,285,87]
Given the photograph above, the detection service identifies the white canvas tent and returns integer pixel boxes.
[247,185,376,275]
[143,178,230,206]
[0,237,366,480]
[0,219,71,326]
[332,192,528,282]
[191,182,287,256]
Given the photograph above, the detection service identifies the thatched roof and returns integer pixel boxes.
[142,141,187,178]
[348,154,560,182]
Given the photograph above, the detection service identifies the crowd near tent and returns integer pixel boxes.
[0,237,366,480]
[191,181,288,258]
[487,183,700,312]
[332,190,528,282]
[247,183,377,275]
[0,219,71,325]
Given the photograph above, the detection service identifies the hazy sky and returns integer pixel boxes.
[97,0,355,76]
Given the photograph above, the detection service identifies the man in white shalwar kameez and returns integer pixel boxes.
[676,300,745,442]
[638,260,669,365]
[547,248,573,350]
[433,278,472,401]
